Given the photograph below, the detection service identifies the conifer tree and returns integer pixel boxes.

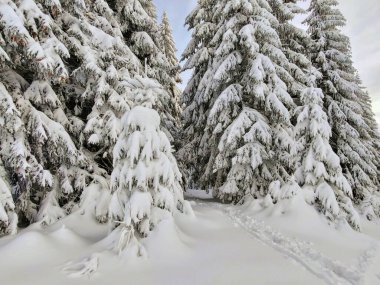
[356,87,380,218]
[268,0,321,175]
[110,104,192,254]
[159,12,181,84]
[110,0,181,137]
[182,0,296,201]
[0,158,17,235]
[359,88,380,177]
[269,0,317,102]
[0,0,92,227]
[0,0,153,229]
[62,0,141,175]
[306,0,380,216]
[295,87,360,229]
[178,0,226,186]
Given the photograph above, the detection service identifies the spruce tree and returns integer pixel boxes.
[182,0,297,202]
[295,87,360,229]
[178,0,225,187]
[110,104,191,254]
[63,0,141,175]
[159,12,181,84]
[356,87,380,218]
[0,0,92,227]
[269,0,317,102]
[306,0,380,217]
[0,157,17,235]
[110,0,181,138]
[268,0,322,175]
[0,0,152,229]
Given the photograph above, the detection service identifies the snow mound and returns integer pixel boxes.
[48,225,88,246]
[143,216,192,260]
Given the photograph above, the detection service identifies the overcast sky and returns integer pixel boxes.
[153,0,380,126]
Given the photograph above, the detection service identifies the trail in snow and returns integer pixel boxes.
[207,203,378,285]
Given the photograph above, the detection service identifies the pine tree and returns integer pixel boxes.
[295,87,360,229]
[268,0,321,175]
[356,87,380,218]
[0,0,92,227]
[62,0,141,175]
[359,88,380,176]
[182,0,297,202]
[269,0,317,102]
[178,0,218,186]
[110,104,191,254]
[159,12,181,84]
[110,0,181,138]
[0,157,17,235]
[306,0,380,217]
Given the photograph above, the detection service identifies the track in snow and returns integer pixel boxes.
[207,203,377,285]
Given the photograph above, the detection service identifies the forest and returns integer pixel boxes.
[0,0,380,284]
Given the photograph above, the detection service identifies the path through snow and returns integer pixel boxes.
[219,204,378,285]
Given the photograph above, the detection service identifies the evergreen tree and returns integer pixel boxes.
[110,0,181,137]
[63,0,141,175]
[268,0,321,175]
[295,87,360,229]
[269,0,317,102]
[306,0,380,216]
[178,0,218,186]
[0,157,17,235]
[182,0,296,202]
[0,0,91,227]
[359,88,380,177]
[356,87,380,218]
[159,11,181,84]
[110,104,192,254]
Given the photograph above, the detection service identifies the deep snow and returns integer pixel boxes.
[1,189,380,285]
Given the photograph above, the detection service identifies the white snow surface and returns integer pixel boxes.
[1,190,380,285]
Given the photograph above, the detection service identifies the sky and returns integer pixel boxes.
[153,0,380,126]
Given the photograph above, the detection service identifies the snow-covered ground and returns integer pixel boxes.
[1,189,380,285]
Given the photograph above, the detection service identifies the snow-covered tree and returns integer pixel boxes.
[358,88,380,177]
[356,87,380,218]
[269,0,317,102]
[159,11,181,84]
[110,105,191,254]
[306,0,379,217]
[123,75,179,143]
[0,158,17,235]
[178,0,218,186]
[0,0,93,227]
[295,87,360,229]
[53,0,181,223]
[110,0,181,136]
[267,0,322,175]
[181,0,296,201]
[62,0,141,175]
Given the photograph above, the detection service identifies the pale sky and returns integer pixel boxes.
[154,0,380,126]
